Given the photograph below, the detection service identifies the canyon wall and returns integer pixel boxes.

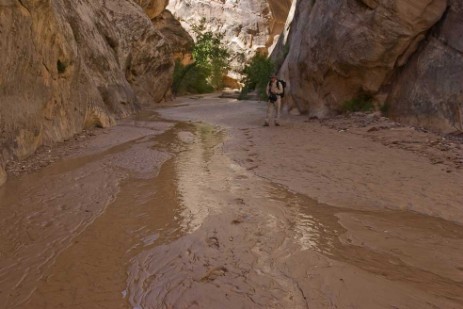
[167,0,292,84]
[136,0,193,61]
[0,0,191,185]
[278,0,462,133]
[2,0,460,185]
[386,0,463,132]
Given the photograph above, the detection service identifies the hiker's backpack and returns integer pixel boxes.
[278,80,287,97]
[268,79,287,97]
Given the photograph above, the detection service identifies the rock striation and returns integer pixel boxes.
[167,0,292,83]
[0,0,191,185]
[134,0,169,19]
[278,0,462,133]
[151,10,194,64]
[386,0,463,132]
[136,0,194,63]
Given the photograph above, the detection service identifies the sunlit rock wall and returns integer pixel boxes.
[168,0,292,84]
[134,0,169,19]
[151,10,194,64]
[0,0,175,183]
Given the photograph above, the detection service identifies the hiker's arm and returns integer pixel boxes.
[266,83,270,96]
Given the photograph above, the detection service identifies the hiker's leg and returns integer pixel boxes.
[265,101,273,125]
[275,96,282,125]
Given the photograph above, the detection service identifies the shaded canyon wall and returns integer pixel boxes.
[0,0,192,185]
[278,0,462,133]
[386,0,463,132]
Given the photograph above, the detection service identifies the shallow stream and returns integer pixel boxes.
[1,110,462,308]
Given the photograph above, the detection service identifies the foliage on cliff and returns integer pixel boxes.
[173,20,230,95]
[239,54,275,100]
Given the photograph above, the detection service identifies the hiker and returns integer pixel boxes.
[264,75,284,126]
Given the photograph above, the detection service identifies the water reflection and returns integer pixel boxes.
[175,124,226,233]
[0,119,196,308]
[268,183,463,303]
[292,212,320,251]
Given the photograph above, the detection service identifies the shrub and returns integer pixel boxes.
[191,20,230,90]
[173,19,230,95]
[380,102,390,115]
[240,54,275,100]
[341,93,374,113]
[173,61,214,95]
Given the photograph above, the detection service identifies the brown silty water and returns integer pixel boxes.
[0,111,462,308]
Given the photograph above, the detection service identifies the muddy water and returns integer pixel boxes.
[1,112,463,308]
[270,186,463,304]
[0,120,190,308]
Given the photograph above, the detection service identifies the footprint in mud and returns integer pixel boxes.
[207,236,220,249]
[231,219,243,225]
[200,266,228,282]
[231,212,249,225]
[41,221,53,228]
[234,198,245,205]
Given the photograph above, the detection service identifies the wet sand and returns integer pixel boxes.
[1,95,462,308]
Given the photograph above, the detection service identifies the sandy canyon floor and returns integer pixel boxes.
[1,95,463,308]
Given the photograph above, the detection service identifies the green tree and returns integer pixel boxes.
[173,19,230,95]
[239,54,275,100]
[192,21,230,90]
[173,61,213,95]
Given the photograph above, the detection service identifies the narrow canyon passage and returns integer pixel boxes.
[1,97,462,308]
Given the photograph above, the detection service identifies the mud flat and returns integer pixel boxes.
[1,95,462,308]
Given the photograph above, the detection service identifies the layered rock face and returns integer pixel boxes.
[151,10,194,64]
[135,0,193,61]
[279,0,462,132]
[135,0,169,19]
[0,0,188,185]
[167,0,292,82]
[386,0,463,132]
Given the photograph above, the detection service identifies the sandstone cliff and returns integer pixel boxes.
[0,0,191,185]
[167,0,292,84]
[151,10,194,64]
[278,0,462,133]
[386,0,463,132]
[136,0,194,62]
[135,0,169,19]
